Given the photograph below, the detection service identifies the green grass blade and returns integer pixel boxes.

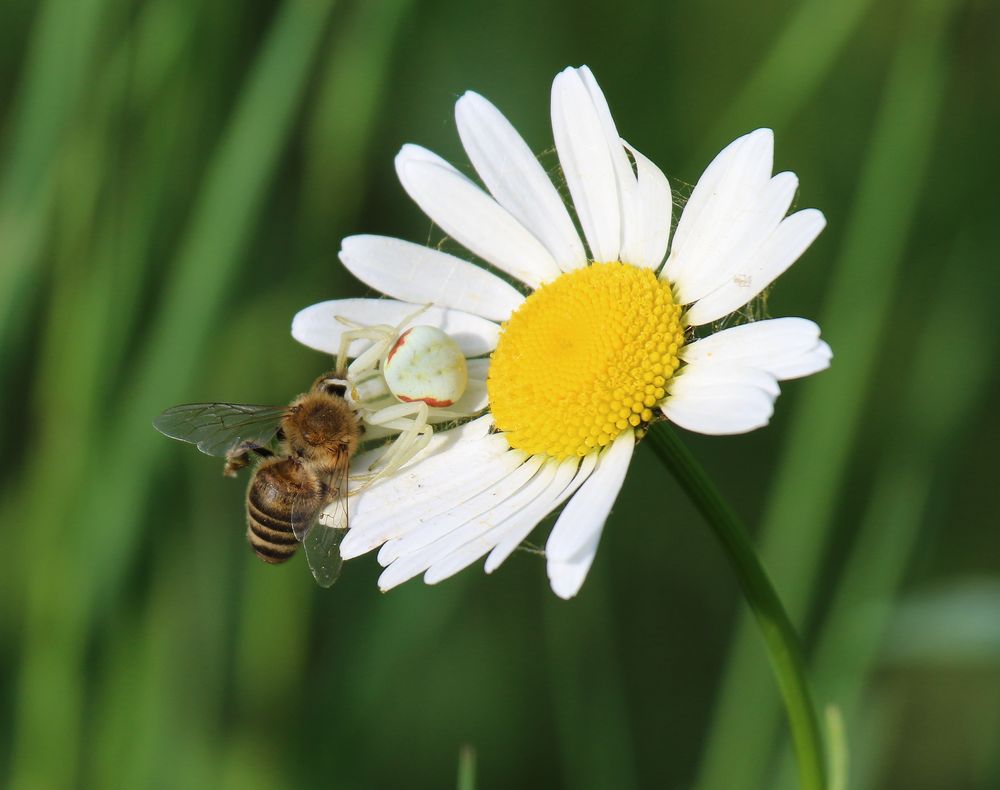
[80,0,336,612]
[457,745,477,790]
[0,0,112,370]
[7,3,335,786]
[770,245,999,788]
[218,5,415,785]
[545,567,640,790]
[301,0,413,234]
[705,0,874,154]
[648,424,825,789]
[825,706,848,790]
[695,0,960,787]
[882,581,1000,666]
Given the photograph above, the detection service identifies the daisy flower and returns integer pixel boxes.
[292,66,831,599]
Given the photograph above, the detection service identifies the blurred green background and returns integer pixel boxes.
[1,0,998,788]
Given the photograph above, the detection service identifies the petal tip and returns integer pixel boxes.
[455,90,483,112]
[547,562,586,599]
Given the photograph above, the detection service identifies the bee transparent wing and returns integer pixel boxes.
[293,454,351,588]
[300,506,347,589]
[153,403,287,457]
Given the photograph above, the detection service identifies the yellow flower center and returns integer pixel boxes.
[488,262,685,459]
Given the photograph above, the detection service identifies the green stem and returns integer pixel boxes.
[646,422,826,790]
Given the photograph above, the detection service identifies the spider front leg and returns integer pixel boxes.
[333,305,431,376]
[333,323,397,378]
[361,400,435,479]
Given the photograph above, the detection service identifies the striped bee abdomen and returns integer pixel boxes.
[245,458,319,564]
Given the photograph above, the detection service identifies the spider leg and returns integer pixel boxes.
[362,401,432,479]
[333,323,396,378]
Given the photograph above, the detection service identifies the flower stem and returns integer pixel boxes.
[646,422,826,790]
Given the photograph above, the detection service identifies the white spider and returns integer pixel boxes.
[333,307,479,480]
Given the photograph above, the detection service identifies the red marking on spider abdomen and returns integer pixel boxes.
[397,394,454,408]
[386,328,412,364]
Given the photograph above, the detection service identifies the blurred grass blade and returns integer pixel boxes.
[89,548,185,788]
[880,580,1000,666]
[825,706,848,790]
[805,234,997,680]
[706,0,874,153]
[223,570,311,790]
[773,265,997,786]
[9,3,335,787]
[301,0,412,233]
[648,424,826,790]
[851,689,896,790]
[0,0,111,370]
[221,4,414,784]
[769,235,999,788]
[695,0,959,788]
[544,567,640,790]
[81,0,335,610]
[457,744,477,790]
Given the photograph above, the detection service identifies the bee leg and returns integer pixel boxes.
[223,442,275,478]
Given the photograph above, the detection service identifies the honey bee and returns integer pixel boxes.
[153,374,361,587]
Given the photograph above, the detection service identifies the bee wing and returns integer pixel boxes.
[153,403,287,457]
[293,454,351,588]
[300,507,347,589]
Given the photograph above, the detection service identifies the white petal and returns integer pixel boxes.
[674,171,798,304]
[465,358,490,379]
[662,129,774,294]
[377,453,542,566]
[770,340,832,379]
[681,318,831,381]
[341,417,495,507]
[291,298,500,358]
[395,144,562,288]
[551,67,621,262]
[421,457,562,584]
[662,362,778,435]
[375,454,547,589]
[345,414,494,493]
[683,209,826,325]
[545,431,634,562]
[622,140,672,270]
[669,361,780,398]
[339,235,524,322]
[423,542,497,584]
[427,379,488,419]
[484,454,593,573]
[455,92,586,271]
[547,536,601,600]
[576,67,642,265]
[339,418,505,557]
[345,444,521,559]
[545,430,635,599]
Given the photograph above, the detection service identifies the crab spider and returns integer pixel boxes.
[334,308,477,480]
